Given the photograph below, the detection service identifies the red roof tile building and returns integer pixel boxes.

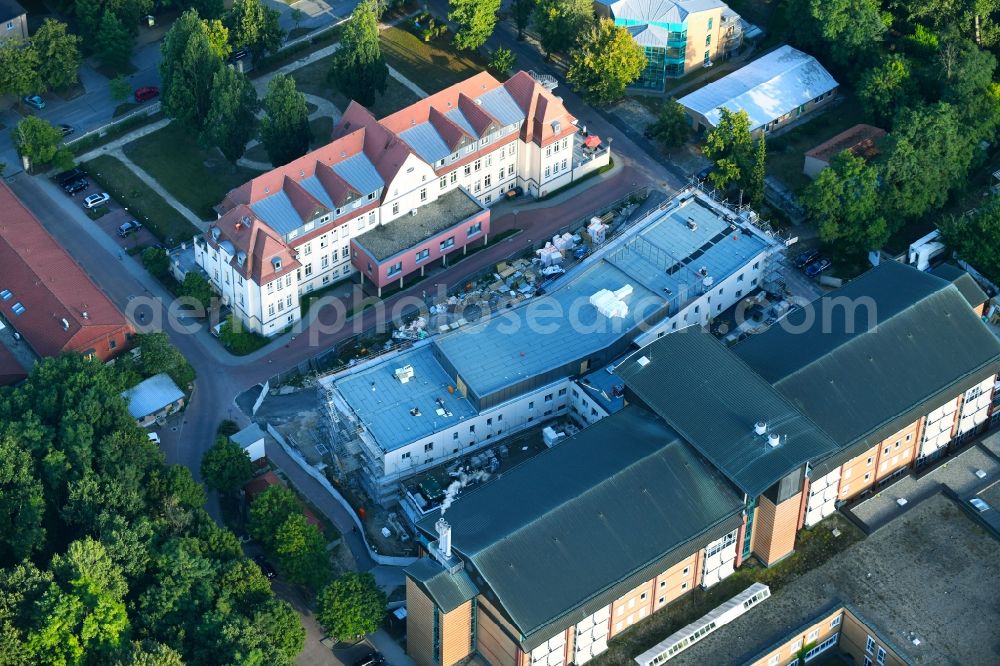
[195,71,612,335]
[803,123,886,179]
[0,183,133,382]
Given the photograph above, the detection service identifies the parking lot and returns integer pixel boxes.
[58,177,159,252]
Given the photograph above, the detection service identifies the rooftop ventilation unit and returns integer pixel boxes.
[395,364,415,383]
[767,433,781,448]
[590,284,633,319]
[637,355,650,368]
[687,217,698,231]
[754,421,767,436]
[81,311,89,320]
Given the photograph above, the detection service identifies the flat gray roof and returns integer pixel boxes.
[121,373,184,419]
[671,493,1000,665]
[354,188,484,261]
[433,191,773,400]
[334,343,478,452]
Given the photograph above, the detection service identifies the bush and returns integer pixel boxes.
[219,315,270,356]
[177,272,215,312]
[142,247,170,280]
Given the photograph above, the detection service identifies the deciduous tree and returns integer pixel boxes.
[227,0,284,59]
[316,572,386,641]
[259,74,312,166]
[488,47,515,77]
[647,99,691,149]
[94,10,135,73]
[248,485,300,549]
[110,74,132,102]
[801,151,887,257]
[136,332,196,388]
[513,0,536,40]
[160,12,223,131]
[202,65,258,162]
[0,40,41,101]
[858,54,914,123]
[939,199,1000,283]
[0,437,45,565]
[566,18,645,104]
[11,117,73,172]
[200,436,254,494]
[329,0,388,108]
[787,0,889,69]
[449,0,501,51]
[32,19,82,90]
[533,0,592,57]
[273,513,332,589]
[702,108,754,191]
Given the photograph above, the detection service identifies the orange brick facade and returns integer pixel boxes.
[838,419,925,501]
[750,493,801,566]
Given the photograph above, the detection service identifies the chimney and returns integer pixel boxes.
[435,517,452,559]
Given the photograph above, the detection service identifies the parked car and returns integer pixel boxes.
[970,498,991,513]
[134,86,160,103]
[696,165,716,182]
[83,192,111,209]
[504,186,524,200]
[63,178,89,195]
[793,249,820,269]
[118,220,143,237]
[22,94,45,110]
[804,257,832,278]
[254,555,276,579]
[231,47,249,61]
[55,167,84,185]
[58,123,74,136]
[147,432,161,444]
[353,652,385,666]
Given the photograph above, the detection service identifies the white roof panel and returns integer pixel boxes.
[677,45,838,130]
[332,153,384,195]
[399,123,452,164]
[251,191,301,237]
[121,373,184,419]
[477,87,526,126]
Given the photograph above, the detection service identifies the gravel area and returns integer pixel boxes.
[850,442,1000,531]
[671,493,1000,665]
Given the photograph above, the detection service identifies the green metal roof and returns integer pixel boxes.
[404,557,479,613]
[416,406,743,647]
[735,262,1000,463]
[930,262,989,308]
[616,329,841,497]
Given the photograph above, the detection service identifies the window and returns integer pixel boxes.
[484,194,492,204]
[867,456,874,465]
[469,424,475,433]
[419,188,427,202]
[876,647,886,665]
[304,243,312,256]
[544,393,553,402]
[450,171,458,184]
[474,180,482,193]
[554,142,559,153]
[558,388,567,396]
[452,432,458,440]
[508,164,515,176]
[277,279,284,291]
[286,295,292,307]
[680,582,688,590]
[803,636,837,662]
[705,34,711,46]
[768,655,779,666]
[464,165,472,176]
[277,301,284,312]
[658,596,665,605]
[468,222,482,236]
[387,262,402,277]
[866,636,876,654]
[484,174,492,187]
[266,282,274,294]
[864,472,871,481]
[440,177,447,189]
[807,629,819,641]
[682,567,689,575]
[561,159,567,170]
[303,264,313,277]
[392,202,399,215]
[424,443,433,452]
[321,256,329,269]
[707,17,713,29]
[545,167,551,177]
[401,452,410,460]
[268,304,275,316]
[109,338,117,350]
[440,237,455,251]
[790,639,802,651]
[416,249,430,263]
[474,159,482,171]
[831,614,841,628]
[367,191,377,200]
[528,401,534,409]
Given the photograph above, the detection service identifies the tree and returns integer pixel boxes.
[513,0,536,40]
[648,99,691,149]
[227,0,284,59]
[449,0,501,51]
[291,8,305,32]
[748,135,766,211]
[533,0,593,57]
[259,74,312,166]
[11,117,74,172]
[27,539,129,664]
[0,436,45,565]
[702,108,754,191]
[200,436,253,494]
[73,0,105,50]
[858,54,914,123]
[178,272,216,311]
[881,102,975,221]
[94,10,134,73]
[566,18,645,104]
[273,513,332,589]
[801,151,887,257]
[248,485,300,549]
[202,18,232,60]
[787,0,889,69]
[0,40,41,102]
[253,599,305,662]
[110,74,132,102]
[202,66,258,162]
[160,10,226,132]
[329,0,388,108]
[316,572,386,641]
[136,332,196,388]
[488,47,515,77]
[939,199,1000,284]
[32,19,82,90]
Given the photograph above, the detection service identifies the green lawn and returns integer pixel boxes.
[290,56,422,118]
[380,24,485,94]
[123,122,263,220]
[82,155,200,246]
[766,98,867,194]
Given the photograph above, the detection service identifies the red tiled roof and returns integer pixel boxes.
[805,124,887,164]
[205,205,301,285]
[0,183,133,360]
[243,470,283,502]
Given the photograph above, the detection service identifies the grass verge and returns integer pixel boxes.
[82,155,200,245]
[123,122,263,220]
[69,111,163,156]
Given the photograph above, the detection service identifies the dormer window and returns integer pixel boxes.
[335,208,342,215]
[272,257,282,271]
[552,120,561,133]
[237,251,247,266]
[210,227,221,242]
[367,191,376,200]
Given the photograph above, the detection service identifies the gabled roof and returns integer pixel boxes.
[205,205,300,284]
[603,0,725,25]
[0,183,133,360]
[404,558,479,613]
[617,328,840,496]
[0,0,25,22]
[678,45,838,130]
[416,406,743,646]
[121,372,184,419]
[734,262,1000,457]
[930,262,989,309]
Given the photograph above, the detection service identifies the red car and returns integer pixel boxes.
[135,86,160,103]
